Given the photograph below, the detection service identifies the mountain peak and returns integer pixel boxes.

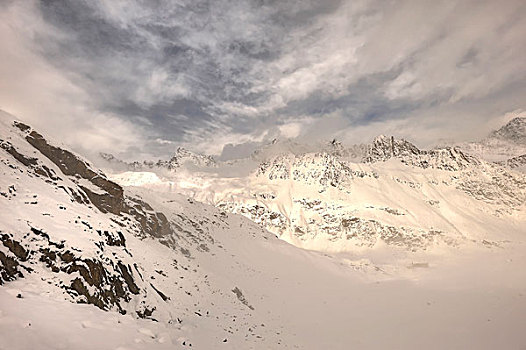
[373,134,389,142]
[365,135,420,162]
[171,147,216,167]
[490,116,526,144]
[174,146,192,157]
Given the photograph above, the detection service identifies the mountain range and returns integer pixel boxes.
[1,110,525,349]
[106,116,526,253]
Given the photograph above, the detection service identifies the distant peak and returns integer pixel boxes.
[490,116,526,144]
[365,135,420,162]
[373,134,388,142]
[501,116,526,130]
[174,147,192,157]
[99,152,117,161]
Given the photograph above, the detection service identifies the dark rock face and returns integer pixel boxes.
[22,127,125,214]
[1,234,29,261]
[0,233,29,284]
[1,228,144,315]
[13,121,172,239]
[232,286,254,310]
[150,283,170,302]
[97,230,126,247]
[0,251,23,284]
[1,121,175,317]
[65,256,137,313]
[0,140,60,180]
[125,197,172,239]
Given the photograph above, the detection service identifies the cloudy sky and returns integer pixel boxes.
[1,0,525,160]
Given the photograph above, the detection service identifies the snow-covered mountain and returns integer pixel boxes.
[490,116,526,144]
[110,131,525,254]
[2,112,526,349]
[0,114,308,348]
[457,115,526,169]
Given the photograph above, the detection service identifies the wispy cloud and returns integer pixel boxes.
[0,0,525,159]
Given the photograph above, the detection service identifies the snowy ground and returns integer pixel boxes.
[3,186,525,349]
[2,226,526,349]
[131,190,526,349]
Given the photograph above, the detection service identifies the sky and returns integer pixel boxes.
[0,0,525,161]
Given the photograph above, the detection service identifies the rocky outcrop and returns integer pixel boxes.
[497,154,526,170]
[13,121,172,239]
[0,139,60,181]
[457,165,526,207]
[256,152,354,190]
[125,197,172,239]
[19,124,125,214]
[217,200,452,250]
[363,135,421,162]
[0,121,175,318]
[3,228,143,315]
[256,156,291,180]
[364,135,477,171]
[0,233,30,284]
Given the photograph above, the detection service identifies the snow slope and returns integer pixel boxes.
[1,112,526,349]
[3,185,526,349]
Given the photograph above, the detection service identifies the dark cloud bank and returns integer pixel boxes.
[1,0,525,160]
